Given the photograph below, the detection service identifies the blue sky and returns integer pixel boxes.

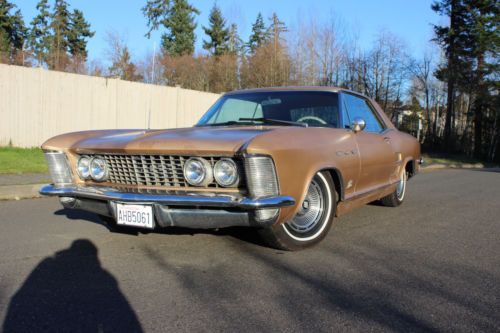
[14,0,443,65]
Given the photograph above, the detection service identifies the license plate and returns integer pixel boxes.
[116,203,154,229]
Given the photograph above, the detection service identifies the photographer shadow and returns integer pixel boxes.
[2,239,143,332]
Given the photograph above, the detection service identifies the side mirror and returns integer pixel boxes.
[351,117,366,133]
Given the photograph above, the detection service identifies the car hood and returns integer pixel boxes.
[65,126,274,155]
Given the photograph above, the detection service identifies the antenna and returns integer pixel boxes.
[147,42,157,130]
[151,42,156,84]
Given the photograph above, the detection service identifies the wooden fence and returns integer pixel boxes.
[0,64,220,147]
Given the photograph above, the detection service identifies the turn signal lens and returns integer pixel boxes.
[45,151,73,185]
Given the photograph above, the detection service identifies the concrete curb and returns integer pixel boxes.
[421,163,485,170]
[421,164,500,172]
[0,184,44,201]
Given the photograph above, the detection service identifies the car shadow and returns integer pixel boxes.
[54,208,270,248]
[2,239,143,332]
[54,208,104,225]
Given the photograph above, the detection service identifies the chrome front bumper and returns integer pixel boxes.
[40,185,295,209]
[40,184,295,229]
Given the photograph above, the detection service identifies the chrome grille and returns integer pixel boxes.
[89,154,222,188]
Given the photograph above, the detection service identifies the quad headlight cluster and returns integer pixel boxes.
[184,157,239,187]
[77,155,240,187]
[77,156,108,182]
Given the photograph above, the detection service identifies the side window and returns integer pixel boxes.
[343,94,384,133]
[211,98,263,123]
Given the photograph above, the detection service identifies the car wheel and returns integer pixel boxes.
[380,170,407,207]
[258,171,336,251]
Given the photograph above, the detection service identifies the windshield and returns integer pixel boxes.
[197,91,340,128]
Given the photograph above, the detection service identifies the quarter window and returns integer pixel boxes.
[343,94,385,133]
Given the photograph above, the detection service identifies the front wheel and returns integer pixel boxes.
[258,171,336,251]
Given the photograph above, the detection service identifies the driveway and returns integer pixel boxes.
[0,169,498,332]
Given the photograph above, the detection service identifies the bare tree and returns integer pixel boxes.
[104,31,142,81]
[409,51,434,140]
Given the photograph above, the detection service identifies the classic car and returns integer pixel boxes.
[40,87,421,250]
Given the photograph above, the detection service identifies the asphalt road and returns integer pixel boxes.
[0,169,499,332]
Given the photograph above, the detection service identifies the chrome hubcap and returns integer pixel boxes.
[287,179,324,233]
[396,172,406,200]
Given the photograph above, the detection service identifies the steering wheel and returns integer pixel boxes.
[296,116,328,126]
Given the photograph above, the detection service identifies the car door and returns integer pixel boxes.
[342,93,396,195]
[287,92,361,199]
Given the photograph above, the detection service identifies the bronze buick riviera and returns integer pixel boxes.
[40,87,421,250]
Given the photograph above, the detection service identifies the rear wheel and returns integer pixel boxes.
[380,170,407,207]
[258,172,336,251]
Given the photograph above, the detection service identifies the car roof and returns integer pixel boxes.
[224,86,368,99]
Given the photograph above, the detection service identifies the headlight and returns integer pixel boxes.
[77,156,91,179]
[214,158,239,187]
[90,157,108,181]
[183,157,213,186]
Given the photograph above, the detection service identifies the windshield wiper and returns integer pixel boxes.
[239,118,308,127]
[198,121,255,127]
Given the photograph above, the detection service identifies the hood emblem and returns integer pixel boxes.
[336,150,357,157]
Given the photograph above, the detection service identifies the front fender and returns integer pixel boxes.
[244,127,359,224]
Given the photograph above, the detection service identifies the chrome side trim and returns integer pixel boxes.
[40,185,295,209]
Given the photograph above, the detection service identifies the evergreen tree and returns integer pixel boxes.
[161,0,199,56]
[8,9,25,50]
[44,0,94,70]
[0,0,27,62]
[49,0,71,69]
[143,0,170,38]
[433,0,470,147]
[247,12,268,53]
[28,0,51,65]
[0,27,7,54]
[142,0,198,56]
[0,0,17,52]
[466,0,499,158]
[432,0,499,156]
[68,9,94,58]
[202,4,229,56]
